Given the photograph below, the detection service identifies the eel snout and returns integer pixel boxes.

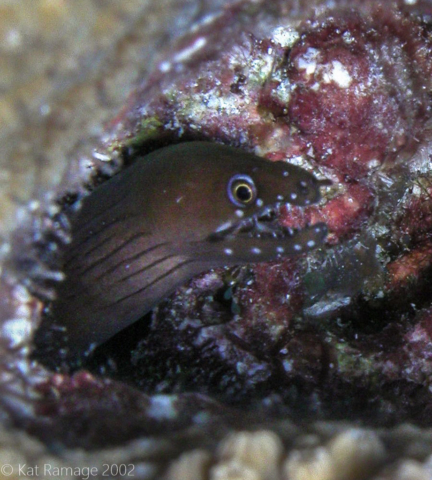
[206,200,328,260]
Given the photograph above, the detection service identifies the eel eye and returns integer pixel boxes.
[228,174,257,207]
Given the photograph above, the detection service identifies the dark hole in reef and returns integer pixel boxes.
[32,245,432,430]
[31,227,432,429]
[345,262,432,336]
[29,140,432,432]
[229,71,247,94]
[81,278,243,380]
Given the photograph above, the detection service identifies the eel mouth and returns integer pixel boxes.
[208,203,321,242]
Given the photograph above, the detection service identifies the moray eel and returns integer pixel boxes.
[41,142,329,365]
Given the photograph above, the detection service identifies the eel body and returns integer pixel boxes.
[44,142,328,364]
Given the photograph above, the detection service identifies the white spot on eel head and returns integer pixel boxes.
[283,171,289,177]
[215,221,233,233]
[251,247,261,254]
[235,209,244,218]
[307,240,316,248]
[256,198,264,207]
[224,248,233,255]
[294,244,302,251]
[276,246,284,253]
[290,192,298,200]
[159,61,172,72]
[277,195,284,201]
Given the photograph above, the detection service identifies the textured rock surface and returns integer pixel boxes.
[2,0,432,479]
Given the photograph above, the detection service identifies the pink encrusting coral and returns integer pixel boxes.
[30,0,432,447]
[285,9,429,178]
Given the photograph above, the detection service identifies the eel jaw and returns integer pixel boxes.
[207,203,312,242]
